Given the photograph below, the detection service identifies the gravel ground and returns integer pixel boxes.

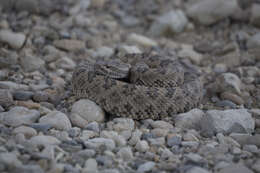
[0,0,260,173]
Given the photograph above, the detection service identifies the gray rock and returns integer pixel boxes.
[13,125,37,138]
[71,99,105,123]
[251,4,260,27]
[53,39,85,51]
[0,30,26,49]
[100,130,126,147]
[0,89,13,107]
[86,121,100,132]
[128,129,142,146]
[117,45,142,54]
[33,91,49,102]
[243,144,258,153]
[111,118,135,132]
[200,109,255,137]
[127,33,158,47]
[247,33,260,49]
[187,0,238,25]
[167,134,182,147]
[216,73,242,95]
[0,81,29,91]
[20,52,45,72]
[83,158,98,173]
[55,56,76,70]
[117,147,133,161]
[149,10,188,36]
[137,161,155,173]
[135,140,150,152]
[29,135,61,146]
[217,164,253,173]
[0,106,40,127]
[175,109,204,129]
[93,46,114,58]
[0,152,22,168]
[39,111,72,130]
[84,138,115,150]
[230,133,260,147]
[186,166,210,173]
[13,91,34,101]
[150,120,173,129]
[148,137,165,146]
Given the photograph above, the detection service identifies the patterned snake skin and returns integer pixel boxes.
[72,53,203,120]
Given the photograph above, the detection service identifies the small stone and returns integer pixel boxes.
[53,39,85,51]
[86,121,100,132]
[0,152,22,168]
[55,56,76,70]
[200,109,255,137]
[175,109,204,129]
[251,4,260,27]
[33,91,49,102]
[218,164,253,173]
[148,137,165,146]
[178,44,203,65]
[117,45,142,54]
[100,130,126,147]
[94,46,114,58]
[0,30,26,49]
[137,161,155,173]
[186,166,210,173]
[83,158,98,173]
[127,33,158,47]
[150,120,173,129]
[213,63,228,73]
[39,111,72,130]
[216,73,242,95]
[13,125,37,138]
[220,92,244,105]
[90,0,106,8]
[151,128,169,137]
[149,10,188,36]
[20,52,45,72]
[0,89,13,107]
[69,113,89,128]
[243,144,258,153]
[71,99,105,122]
[80,130,97,141]
[187,0,238,25]
[247,33,260,50]
[85,138,115,150]
[0,81,28,90]
[15,100,41,109]
[29,135,61,146]
[117,147,133,161]
[167,134,182,147]
[29,123,52,133]
[111,118,135,131]
[13,91,34,101]
[128,129,142,146]
[0,106,40,127]
[135,140,149,152]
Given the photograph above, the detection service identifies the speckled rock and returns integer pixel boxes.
[0,30,26,49]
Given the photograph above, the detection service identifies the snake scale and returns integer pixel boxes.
[72,53,203,120]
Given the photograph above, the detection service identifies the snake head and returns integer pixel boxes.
[95,60,131,79]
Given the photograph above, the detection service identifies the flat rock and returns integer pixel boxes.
[0,89,13,107]
[247,32,260,49]
[127,33,158,47]
[0,30,26,49]
[20,53,45,72]
[71,99,105,123]
[251,4,260,27]
[29,135,61,146]
[0,106,40,127]
[84,138,116,150]
[13,125,37,138]
[149,10,188,36]
[200,109,255,137]
[39,111,72,130]
[53,39,85,51]
[217,164,253,173]
[187,0,238,25]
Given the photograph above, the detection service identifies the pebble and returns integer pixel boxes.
[178,44,203,65]
[149,10,188,36]
[33,91,49,102]
[220,92,244,105]
[117,45,142,54]
[83,158,98,173]
[28,135,61,147]
[0,30,26,49]
[13,125,37,138]
[247,33,260,50]
[135,140,149,152]
[0,89,13,107]
[117,147,133,161]
[175,108,204,129]
[127,33,158,47]
[20,52,45,72]
[200,109,255,137]
[86,121,100,133]
[100,130,126,147]
[53,39,85,51]
[0,152,22,168]
[55,56,76,70]
[187,0,238,25]
[148,137,165,146]
[110,118,135,132]
[251,4,260,27]
[84,138,116,150]
[230,133,260,147]
[218,164,253,173]
[71,99,105,123]
[69,113,89,128]
[0,81,29,90]
[137,161,155,173]
[167,134,182,147]
[13,91,34,101]
[243,144,258,153]
[80,130,97,141]
[150,120,173,129]
[128,129,142,146]
[39,111,72,130]
[0,106,40,127]
[93,46,114,58]
[216,73,242,95]
[186,166,210,173]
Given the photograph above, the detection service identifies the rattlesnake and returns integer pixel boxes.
[72,53,203,120]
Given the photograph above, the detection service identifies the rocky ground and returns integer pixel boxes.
[0,0,260,173]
